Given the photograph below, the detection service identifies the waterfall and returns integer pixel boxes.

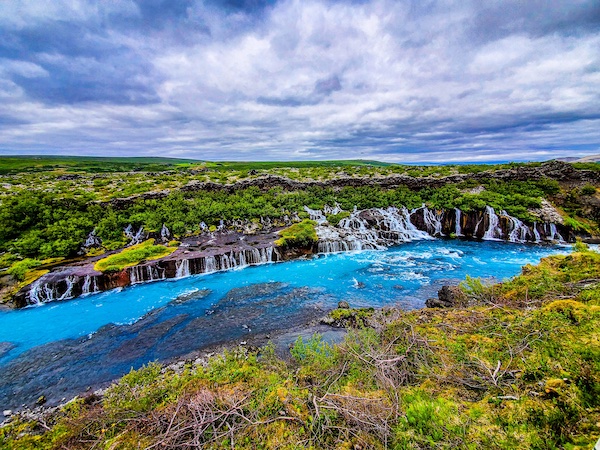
[145,265,165,282]
[124,225,145,246]
[316,206,433,254]
[58,277,76,301]
[205,256,217,273]
[129,266,140,284]
[454,208,464,236]
[317,224,369,253]
[160,224,171,241]
[84,229,101,248]
[81,275,98,295]
[323,203,343,215]
[503,211,530,243]
[532,222,541,243]
[418,205,444,236]
[175,259,190,278]
[483,206,503,240]
[304,206,327,224]
[28,275,77,304]
[384,207,433,242]
[546,223,566,243]
[338,212,385,250]
[28,278,43,305]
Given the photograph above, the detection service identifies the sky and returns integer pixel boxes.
[0,0,599,163]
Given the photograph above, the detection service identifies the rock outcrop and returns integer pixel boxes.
[425,285,467,308]
[102,161,600,209]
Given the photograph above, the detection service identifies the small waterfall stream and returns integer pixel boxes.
[504,212,531,243]
[175,259,190,278]
[483,206,503,240]
[418,205,445,236]
[455,208,463,236]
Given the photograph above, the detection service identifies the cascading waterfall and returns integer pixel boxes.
[379,207,433,242]
[81,275,99,295]
[316,226,365,253]
[28,278,43,305]
[532,222,541,243]
[160,224,171,241]
[28,276,78,303]
[418,205,444,236]
[22,203,572,306]
[304,206,327,224]
[124,225,145,246]
[316,206,433,254]
[454,208,464,236]
[546,223,566,243]
[129,265,144,284]
[198,246,279,273]
[205,256,217,273]
[338,212,383,250]
[175,259,190,278]
[323,203,343,215]
[483,206,503,240]
[503,211,530,243]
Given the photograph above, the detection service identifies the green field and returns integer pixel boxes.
[0,156,390,174]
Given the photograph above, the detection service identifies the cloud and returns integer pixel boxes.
[0,0,599,162]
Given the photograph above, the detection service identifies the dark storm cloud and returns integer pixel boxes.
[0,0,599,162]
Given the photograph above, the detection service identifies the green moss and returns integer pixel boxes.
[93,239,175,272]
[275,219,317,248]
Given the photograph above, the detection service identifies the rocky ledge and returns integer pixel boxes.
[103,161,600,209]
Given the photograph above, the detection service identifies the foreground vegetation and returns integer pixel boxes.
[2,245,598,449]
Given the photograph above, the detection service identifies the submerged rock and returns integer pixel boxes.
[0,342,15,359]
[171,289,212,304]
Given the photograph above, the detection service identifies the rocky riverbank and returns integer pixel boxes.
[10,202,576,307]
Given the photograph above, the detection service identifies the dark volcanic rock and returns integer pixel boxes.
[170,289,212,305]
[100,161,600,209]
[425,285,466,308]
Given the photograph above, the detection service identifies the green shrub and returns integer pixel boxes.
[580,184,597,196]
[326,211,350,226]
[7,258,42,282]
[275,219,317,248]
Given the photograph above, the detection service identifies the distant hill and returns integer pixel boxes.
[555,154,600,163]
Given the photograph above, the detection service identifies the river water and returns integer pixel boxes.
[0,240,569,409]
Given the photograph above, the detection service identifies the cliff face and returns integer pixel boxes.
[11,205,573,308]
[103,161,600,208]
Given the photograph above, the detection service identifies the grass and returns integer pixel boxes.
[93,239,175,273]
[0,156,200,174]
[2,247,599,449]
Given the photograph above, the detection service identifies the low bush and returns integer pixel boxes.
[7,258,41,282]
